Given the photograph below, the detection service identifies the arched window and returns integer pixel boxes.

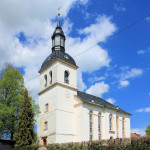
[44,121,48,130]
[98,113,101,140]
[49,71,52,84]
[109,114,113,131]
[45,103,49,112]
[89,111,93,141]
[116,116,119,138]
[44,74,47,87]
[122,118,125,138]
[64,71,69,84]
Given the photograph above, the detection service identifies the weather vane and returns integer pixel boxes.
[58,7,61,16]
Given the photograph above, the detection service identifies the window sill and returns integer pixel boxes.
[109,130,115,133]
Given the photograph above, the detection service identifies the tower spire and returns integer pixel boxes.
[57,8,61,27]
[51,8,66,52]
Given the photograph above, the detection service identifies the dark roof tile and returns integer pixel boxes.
[77,91,131,115]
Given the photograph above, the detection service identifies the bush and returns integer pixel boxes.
[46,136,150,150]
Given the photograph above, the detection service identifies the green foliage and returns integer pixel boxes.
[0,62,15,80]
[47,137,150,150]
[14,89,35,148]
[146,125,150,136]
[0,67,24,140]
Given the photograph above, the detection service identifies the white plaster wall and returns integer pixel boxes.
[74,104,131,142]
[39,61,77,92]
[38,60,78,144]
[57,61,77,88]
[40,61,58,91]
[37,86,57,145]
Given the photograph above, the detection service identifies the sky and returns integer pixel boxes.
[0,0,150,136]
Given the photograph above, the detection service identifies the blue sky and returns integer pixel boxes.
[0,0,150,135]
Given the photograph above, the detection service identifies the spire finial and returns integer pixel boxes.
[57,7,61,27]
[58,7,60,16]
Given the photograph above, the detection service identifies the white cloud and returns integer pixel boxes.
[88,75,106,83]
[121,68,143,80]
[119,80,130,88]
[114,3,126,12]
[106,98,116,104]
[86,82,109,97]
[137,50,146,54]
[146,16,150,22]
[136,107,150,113]
[115,68,143,88]
[0,0,117,103]
[131,128,145,136]
[77,71,87,91]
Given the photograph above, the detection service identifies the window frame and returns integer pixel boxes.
[44,121,48,130]
[49,71,52,84]
[109,114,113,131]
[98,112,101,140]
[122,117,125,138]
[116,116,119,138]
[45,103,49,113]
[64,70,69,84]
[44,74,47,87]
[89,110,93,141]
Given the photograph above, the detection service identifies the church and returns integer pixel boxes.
[37,13,131,145]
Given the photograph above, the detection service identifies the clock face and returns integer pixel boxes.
[65,91,70,98]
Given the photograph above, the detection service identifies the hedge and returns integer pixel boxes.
[15,136,150,150]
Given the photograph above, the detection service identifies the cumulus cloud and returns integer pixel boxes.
[119,80,130,88]
[145,16,150,22]
[136,107,150,113]
[86,82,109,97]
[137,50,146,54]
[77,71,87,91]
[115,67,143,88]
[114,3,126,12]
[131,128,145,136]
[0,0,117,103]
[106,98,116,104]
[88,75,106,83]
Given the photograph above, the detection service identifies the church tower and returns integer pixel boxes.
[37,13,78,145]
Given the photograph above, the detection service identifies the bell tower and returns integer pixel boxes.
[37,12,78,145]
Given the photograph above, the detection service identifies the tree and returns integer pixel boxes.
[0,68,24,140]
[0,62,15,80]
[145,125,150,136]
[14,88,35,148]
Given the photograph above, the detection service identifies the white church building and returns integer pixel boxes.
[37,14,131,145]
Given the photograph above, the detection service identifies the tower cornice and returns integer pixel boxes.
[38,82,78,95]
[39,57,78,73]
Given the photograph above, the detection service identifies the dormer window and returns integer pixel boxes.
[64,71,69,84]
[49,71,52,84]
[44,74,47,87]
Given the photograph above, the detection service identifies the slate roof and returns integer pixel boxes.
[77,91,131,115]
[40,51,77,70]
